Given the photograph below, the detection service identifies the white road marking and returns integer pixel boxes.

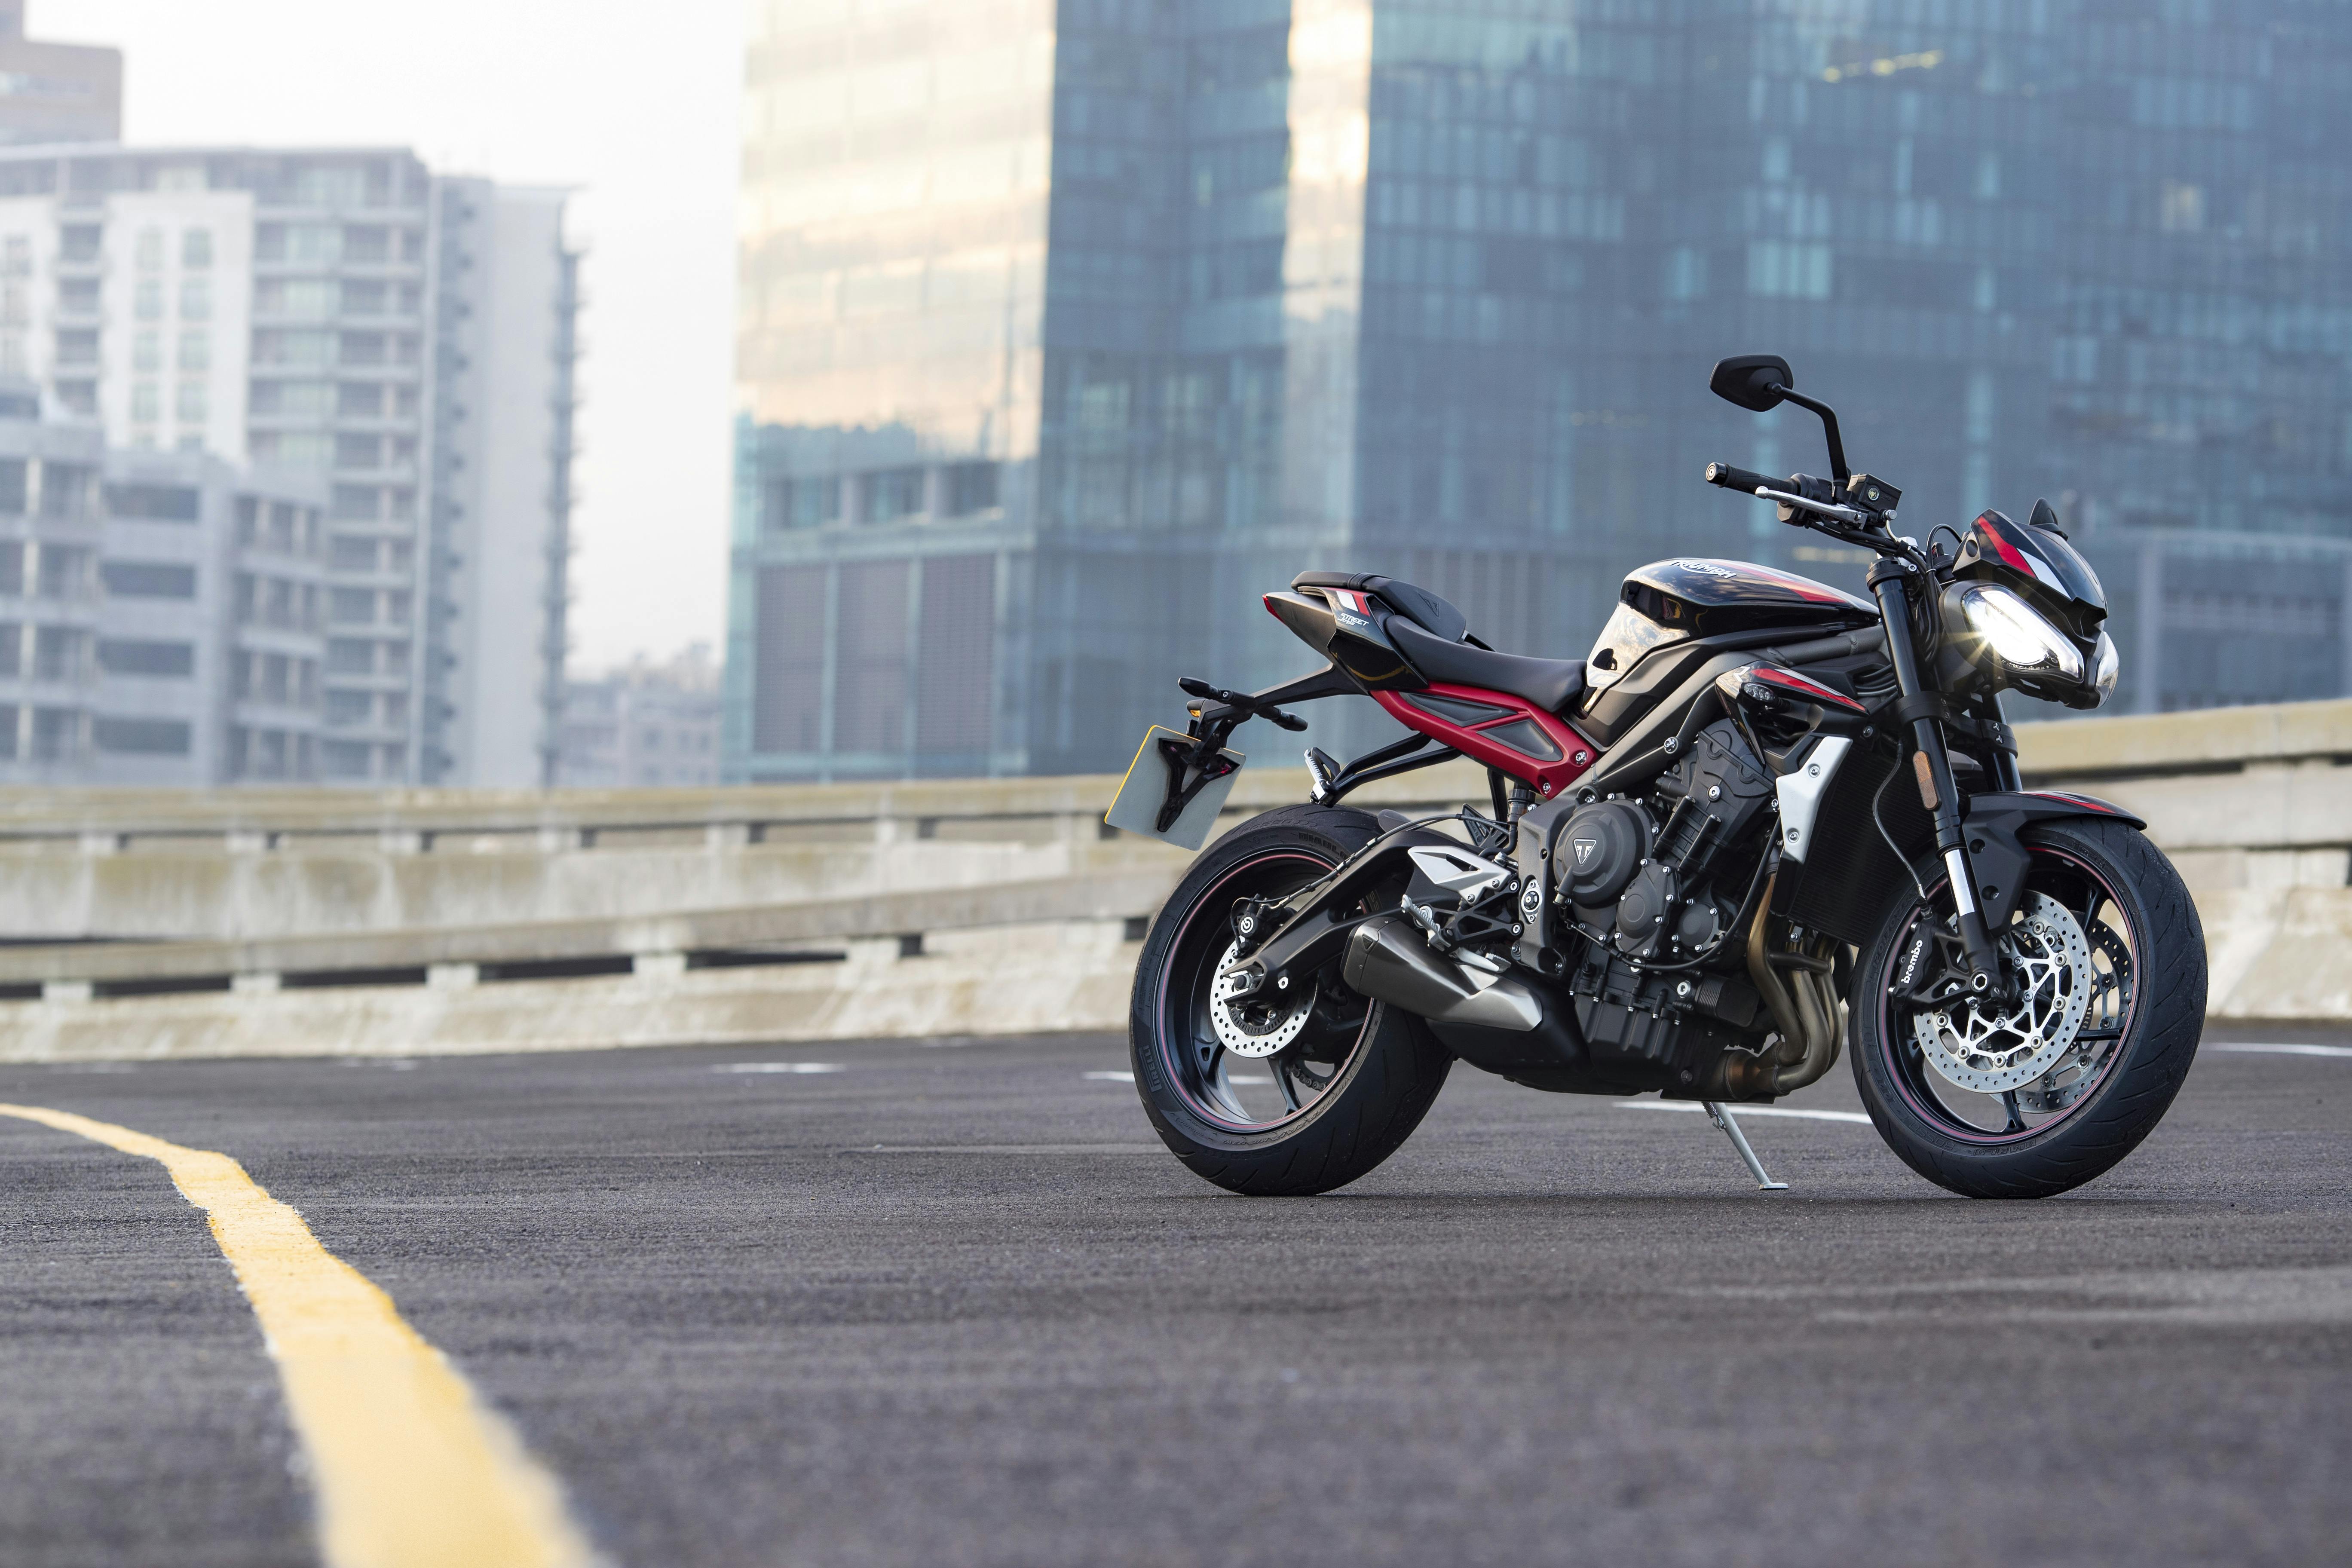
[713,1062,844,1074]
[2207,1042,2352,1059]
[1082,1070,1135,1082]
[1616,1100,1873,1125]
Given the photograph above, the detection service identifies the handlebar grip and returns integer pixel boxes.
[1704,461,1777,493]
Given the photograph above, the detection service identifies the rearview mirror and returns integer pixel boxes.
[1709,354,1794,413]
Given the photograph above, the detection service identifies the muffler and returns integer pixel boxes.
[1342,913,1543,1031]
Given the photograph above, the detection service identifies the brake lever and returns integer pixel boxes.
[1751,485,1873,527]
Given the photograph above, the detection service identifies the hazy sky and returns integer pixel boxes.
[43,0,744,673]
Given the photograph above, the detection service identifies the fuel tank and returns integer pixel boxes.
[1579,558,1878,746]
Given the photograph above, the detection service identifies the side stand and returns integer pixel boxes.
[1703,1102,1788,1191]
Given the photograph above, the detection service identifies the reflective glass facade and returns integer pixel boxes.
[730,1,2352,783]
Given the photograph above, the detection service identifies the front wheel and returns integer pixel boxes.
[1851,816,2206,1199]
[1130,803,1452,1196]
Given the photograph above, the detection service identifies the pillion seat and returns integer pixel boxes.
[1292,570,1586,716]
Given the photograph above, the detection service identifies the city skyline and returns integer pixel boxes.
[42,0,740,676]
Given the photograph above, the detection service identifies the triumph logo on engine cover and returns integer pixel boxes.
[1572,837,1599,869]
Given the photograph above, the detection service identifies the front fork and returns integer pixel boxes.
[1865,557,2007,1002]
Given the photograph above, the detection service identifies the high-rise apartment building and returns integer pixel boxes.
[0,382,327,784]
[0,144,579,786]
[730,2,2352,784]
[0,5,121,149]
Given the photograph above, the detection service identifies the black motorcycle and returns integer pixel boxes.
[1108,355,2205,1199]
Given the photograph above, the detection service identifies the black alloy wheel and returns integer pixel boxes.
[1851,816,2205,1198]
[1129,803,1452,1196]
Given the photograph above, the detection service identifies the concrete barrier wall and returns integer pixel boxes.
[0,698,2342,1061]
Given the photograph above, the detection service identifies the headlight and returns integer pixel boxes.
[1957,583,2082,683]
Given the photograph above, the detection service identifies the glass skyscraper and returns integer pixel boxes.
[730,0,2352,782]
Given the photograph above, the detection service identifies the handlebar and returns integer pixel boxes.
[1703,461,1777,494]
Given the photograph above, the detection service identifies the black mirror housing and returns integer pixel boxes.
[1709,354,1794,412]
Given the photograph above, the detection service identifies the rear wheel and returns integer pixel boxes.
[1129,803,1451,1196]
[1851,816,2205,1198]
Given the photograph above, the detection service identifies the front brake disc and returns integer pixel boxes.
[1910,891,2094,1094]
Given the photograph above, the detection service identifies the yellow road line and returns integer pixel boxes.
[0,1102,600,1568]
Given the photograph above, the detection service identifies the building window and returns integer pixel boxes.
[104,483,201,521]
[327,639,373,675]
[133,330,162,372]
[0,466,19,517]
[2,235,28,276]
[180,276,211,321]
[335,433,383,469]
[94,717,191,755]
[329,587,375,624]
[254,330,332,366]
[177,380,208,423]
[135,277,163,320]
[54,329,98,366]
[100,560,197,599]
[31,708,78,763]
[33,624,81,678]
[344,226,389,263]
[863,467,925,522]
[341,279,387,315]
[39,465,92,520]
[944,461,1000,516]
[132,381,160,423]
[326,690,371,726]
[330,536,377,571]
[179,331,210,372]
[136,227,164,271]
[182,229,213,270]
[330,484,379,521]
[340,331,386,367]
[54,380,97,416]
[59,224,101,264]
[0,629,16,676]
[58,278,98,315]
[338,381,385,418]
[97,640,196,677]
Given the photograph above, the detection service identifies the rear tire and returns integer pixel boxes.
[1130,803,1452,1196]
[1851,817,2205,1199]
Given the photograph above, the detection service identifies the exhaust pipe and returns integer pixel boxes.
[1736,880,1844,1096]
[1342,914,1544,1031]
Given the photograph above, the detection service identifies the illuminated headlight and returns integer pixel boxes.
[1957,583,2083,684]
[2090,629,2119,705]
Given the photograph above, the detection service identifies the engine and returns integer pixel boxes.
[1550,720,1777,1089]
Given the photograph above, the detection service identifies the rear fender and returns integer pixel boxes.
[1961,790,2146,930]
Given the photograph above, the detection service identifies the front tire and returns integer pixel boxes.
[1851,817,2205,1199]
[1130,803,1452,1196]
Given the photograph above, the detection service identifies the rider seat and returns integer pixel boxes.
[1292,571,1586,716]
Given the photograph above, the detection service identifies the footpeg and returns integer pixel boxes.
[1703,1102,1788,1191]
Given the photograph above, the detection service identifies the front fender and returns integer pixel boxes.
[1962,790,2145,930]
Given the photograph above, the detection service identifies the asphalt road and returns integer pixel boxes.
[4,1021,2349,1568]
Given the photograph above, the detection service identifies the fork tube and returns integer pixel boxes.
[1866,557,2003,998]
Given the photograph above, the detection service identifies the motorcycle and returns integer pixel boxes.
[1107,354,2207,1199]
